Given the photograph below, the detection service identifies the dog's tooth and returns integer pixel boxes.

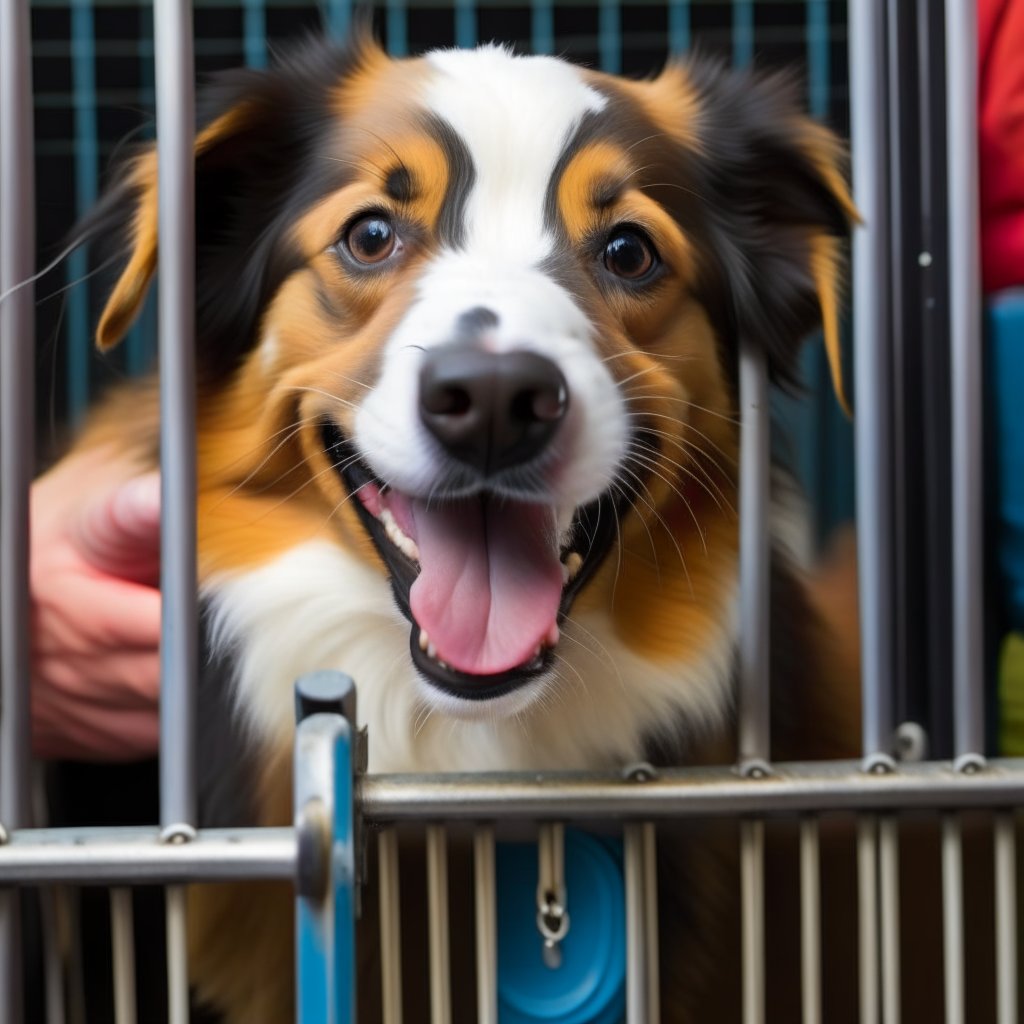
[438,660,449,670]
[564,552,583,581]
[561,562,570,584]
[427,642,437,659]
[544,623,560,648]
[419,629,430,651]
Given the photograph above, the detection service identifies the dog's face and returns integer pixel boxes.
[95,37,852,725]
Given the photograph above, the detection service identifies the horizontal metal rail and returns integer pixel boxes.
[0,828,295,885]
[359,760,1024,821]
[1,760,1021,886]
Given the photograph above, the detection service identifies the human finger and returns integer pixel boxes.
[75,472,161,584]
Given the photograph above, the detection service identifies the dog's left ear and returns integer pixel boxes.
[669,59,857,412]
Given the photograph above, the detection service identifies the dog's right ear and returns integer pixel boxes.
[89,96,272,352]
[85,30,388,368]
[93,149,158,350]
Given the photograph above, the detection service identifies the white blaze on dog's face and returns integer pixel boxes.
[350,48,633,709]
[94,36,853,731]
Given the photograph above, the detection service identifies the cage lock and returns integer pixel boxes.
[536,823,570,969]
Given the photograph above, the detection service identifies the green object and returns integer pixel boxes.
[998,632,1024,755]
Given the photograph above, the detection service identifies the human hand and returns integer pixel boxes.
[31,449,161,760]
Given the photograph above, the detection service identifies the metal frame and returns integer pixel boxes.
[2,0,1021,1021]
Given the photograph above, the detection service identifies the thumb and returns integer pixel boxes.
[75,472,161,585]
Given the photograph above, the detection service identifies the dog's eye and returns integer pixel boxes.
[603,229,656,280]
[345,215,399,265]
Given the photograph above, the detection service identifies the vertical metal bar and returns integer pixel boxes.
[624,824,649,1023]
[943,8,981,1020]
[67,0,98,425]
[800,818,821,1024]
[378,829,403,1024]
[65,891,86,1024]
[242,0,267,69]
[156,0,198,843]
[858,817,880,1024]
[110,889,137,1024]
[879,817,901,1024]
[732,0,754,68]
[165,887,189,1024]
[0,0,36,1015]
[473,828,497,1024]
[598,0,621,75]
[641,823,660,1020]
[741,820,766,1024]
[154,2,197,1017]
[426,826,452,1024]
[945,0,984,769]
[668,0,690,55]
[531,0,554,54]
[994,814,1017,1024]
[941,816,964,1024]
[738,338,770,772]
[41,889,66,1024]
[386,0,408,57]
[850,0,894,765]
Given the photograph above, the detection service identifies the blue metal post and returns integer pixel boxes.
[295,673,359,1024]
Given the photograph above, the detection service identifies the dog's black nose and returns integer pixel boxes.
[419,346,569,474]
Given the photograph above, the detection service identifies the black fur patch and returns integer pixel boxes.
[540,59,852,392]
[424,112,476,249]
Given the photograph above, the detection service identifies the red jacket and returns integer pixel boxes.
[980,0,1024,292]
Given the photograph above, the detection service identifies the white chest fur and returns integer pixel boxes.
[204,541,736,773]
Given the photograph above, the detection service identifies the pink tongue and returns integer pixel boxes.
[409,497,562,676]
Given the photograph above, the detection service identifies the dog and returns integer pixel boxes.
[72,32,867,1022]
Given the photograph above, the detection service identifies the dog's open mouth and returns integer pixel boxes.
[322,421,621,701]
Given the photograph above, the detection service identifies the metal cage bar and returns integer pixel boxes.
[993,814,1017,1024]
[738,337,771,773]
[800,818,821,1024]
[473,827,498,1024]
[850,0,894,768]
[153,3,197,1015]
[426,826,452,1024]
[878,816,901,1024]
[946,0,984,771]
[857,817,880,1024]
[624,822,660,1023]
[110,889,137,1024]
[155,0,198,838]
[941,815,964,1024]
[741,820,766,1024]
[379,828,404,1024]
[0,0,37,1015]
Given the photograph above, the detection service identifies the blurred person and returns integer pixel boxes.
[30,451,160,760]
[980,0,1024,754]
